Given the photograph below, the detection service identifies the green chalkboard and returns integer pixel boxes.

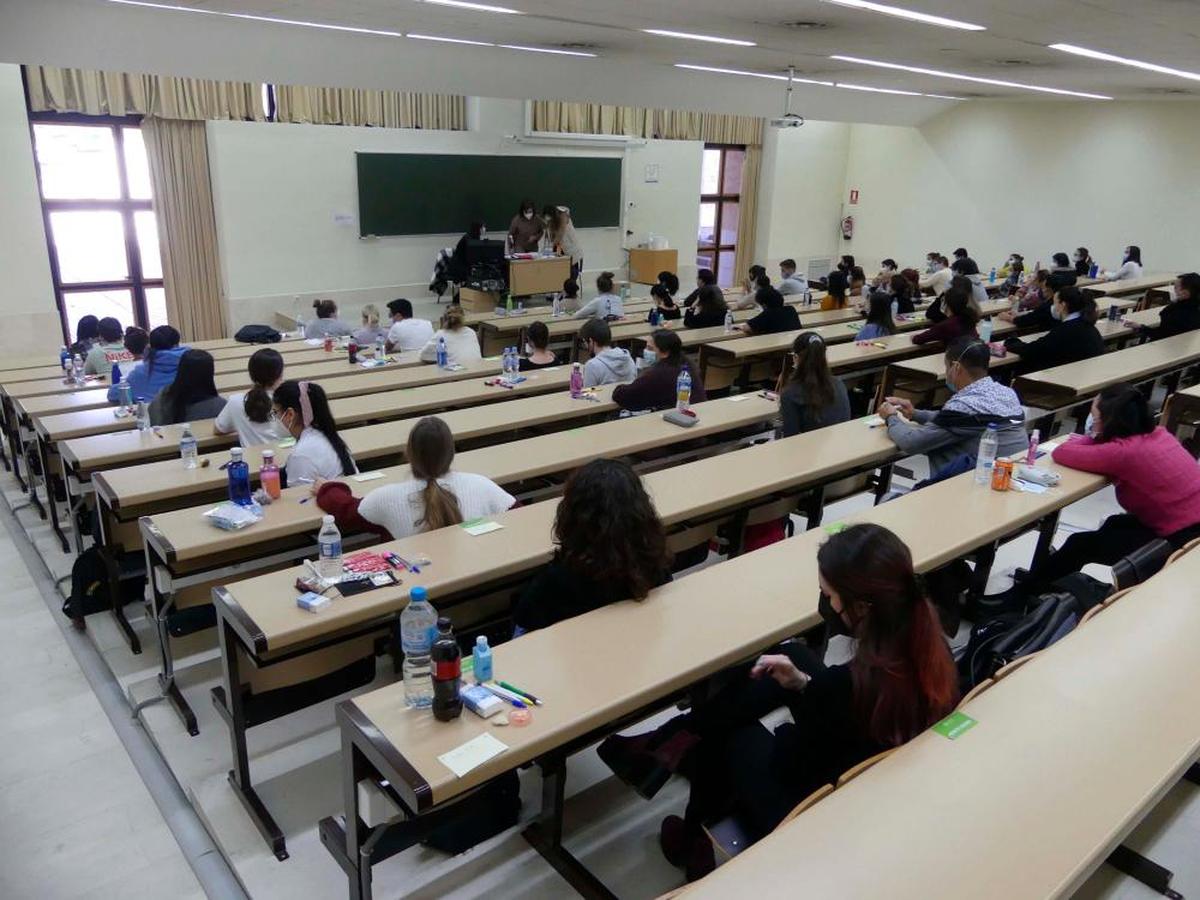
[356,153,622,237]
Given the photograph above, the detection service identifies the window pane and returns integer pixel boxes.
[33,124,121,200]
[145,287,169,330]
[63,289,134,340]
[717,251,737,289]
[698,202,717,247]
[722,150,745,195]
[50,211,129,283]
[122,128,153,200]
[135,211,162,279]
[719,201,740,246]
[700,148,721,195]
[696,252,714,272]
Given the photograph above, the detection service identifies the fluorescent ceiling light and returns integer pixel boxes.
[643,29,755,47]
[822,0,984,31]
[1049,43,1200,83]
[836,82,962,100]
[407,33,494,46]
[423,0,521,12]
[500,45,597,57]
[103,0,404,35]
[831,54,1112,99]
[673,64,833,86]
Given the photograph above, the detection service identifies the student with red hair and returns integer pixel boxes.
[598,523,959,881]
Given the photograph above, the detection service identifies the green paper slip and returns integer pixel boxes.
[933,711,978,740]
[462,518,503,537]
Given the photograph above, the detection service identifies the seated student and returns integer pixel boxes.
[69,315,101,360]
[597,523,958,879]
[657,270,681,300]
[574,271,623,320]
[650,283,682,321]
[304,299,353,340]
[733,268,767,311]
[923,251,941,274]
[877,337,1028,475]
[107,325,186,404]
[837,254,856,275]
[1000,271,1074,331]
[1003,253,1026,290]
[614,329,707,412]
[950,257,990,308]
[682,269,719,308]
[519,321,559,371]
[148,349,227,425]
[1004,287,1104,368]
[560,277,582,314]
[740,264,767,297]
[1139,272,1200,341]
[1104,245,1143,281]
[513,458,670,635]
[871,258,898,288]
[315,416,515,541]
[855,291,897,340]
[272,380,357,485]
[1049,252,1078,285]
[352,304,389,347]
[777,258,808,296]
[83,317,133,376]
[889,273,918,315]
[384,298,435,353]
[919,255,953,296]
[580,318,636,388]
[418,305,482,367]
[123,326,148,363]
[683,285,730,329]
[848,266,868,304]
[1074,247,1095,277]
[821,270,849,311]
[912,288,979,345]
[739,285,800,335]
[778,332,850,437]
[990,383,1200,603]
[215,348,286,446]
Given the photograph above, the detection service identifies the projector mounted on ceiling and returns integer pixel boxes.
[769,66,806,129]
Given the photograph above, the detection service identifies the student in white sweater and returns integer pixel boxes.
[214,348,287,447]
[573,271,624,320]
[272,380,357,486]
[418,306,483,367]
[314,416,515,540]
[1104,245,1144,281]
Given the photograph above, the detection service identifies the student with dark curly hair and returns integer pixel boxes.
[512,458,672,634]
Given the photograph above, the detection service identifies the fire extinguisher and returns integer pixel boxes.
[841,214,855,241]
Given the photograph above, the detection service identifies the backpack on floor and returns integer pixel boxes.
[422,771,521,855]
[62,547,146,621]
[234,324,282,344]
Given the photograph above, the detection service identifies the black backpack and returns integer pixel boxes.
[62,547,146,622]
[234,324,282,344]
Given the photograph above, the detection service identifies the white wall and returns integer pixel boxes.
[207,99,703,327]
[839,100,1200,277]
[0,63,58,355]
[754,120,852,280]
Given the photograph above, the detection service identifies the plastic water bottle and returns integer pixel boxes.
[118,381,133,412]
[979,317,994,343]
[179,423,198,469]
[552,295,562,317]
[135,399,151,432]
[1089,262,1099,279]
[400,586,438,708]
[226,446,252,505]
[649,307,660,327]
[317,514,343,583]
[472,635,493,683]
[804,288,813,306]
[110,362,121,385]
[724,310,734,333]
[431,617,463,722]
[260,449,281,499]
[974,424,1000,486]
[676,367,692,411]
[59,346,70,371]
[891,299,899,320]
[435,335,448,369]
[375,335,386,360]
[989,267,997,284]
[570,362,583,398]
[505,292,514,315]
[71,354,85,385]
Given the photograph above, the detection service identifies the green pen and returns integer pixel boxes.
[498,680,542,706]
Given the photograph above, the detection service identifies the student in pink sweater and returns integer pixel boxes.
[1021,382,1200,592]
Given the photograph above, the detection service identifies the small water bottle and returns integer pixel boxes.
[317,514,343,584]
[118,381,133,412]
[974,424,1000,486]
[260,449,281,499]
[979,317,994,343]
[59,345,70,371]
[135,399,151,432]
[891,299,899,320]
[226,446,252,505]
[472,635,493,683]
[1026,432,1040,466]
[179,423,198,469]
[1089,262,1099,279]
[569,361,583,398]
[552,295,562,317]
[375,335,386,360]
[431,617,463,722]
[505,292,514,315]
[676,367,692,411]
[110,362,121,385]
[989,266,997,284]
[649,307,660,327]
[804,288,813,306]
[723,310,734,333]
[71,354,85,385]
[436,335,448,369]
[621,284,631,303]
[400,586,438,708]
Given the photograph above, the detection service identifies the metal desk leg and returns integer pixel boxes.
[803,485,827,530]
[214,615,288,860]
[1031,511,1061,572]
[1107,845,1182,899]
[97,499,141,654]
[968,541,998,599]
[20,426,46,519]
[132,544,198,735]
[37,434,69,552]
[873,463,894,504]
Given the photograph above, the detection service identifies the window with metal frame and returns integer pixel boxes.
[696,144,745,290]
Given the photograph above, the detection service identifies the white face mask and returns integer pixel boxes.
[524,342,533,355]
[1050,303,1064,321]
[643,348,656,365]
[523,211,533,220]
[1084,412,1097,438]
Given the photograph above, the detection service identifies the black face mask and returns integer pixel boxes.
[818,591,851,637]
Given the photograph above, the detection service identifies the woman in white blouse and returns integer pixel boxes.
[419,306,482,368]
[1104,245,1144,281]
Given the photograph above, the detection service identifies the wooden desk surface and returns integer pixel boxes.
[212,414,899,652]
[682,549,1200,900]
[342,459,1108,811]
[1014,329,1200,407]
[98,392,777,516]
[1083,273,1176,297]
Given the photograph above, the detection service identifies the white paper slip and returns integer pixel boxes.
[438,732,509,778]
[462,519,503,537]
[353,471,386,483]
[726,394,749,402]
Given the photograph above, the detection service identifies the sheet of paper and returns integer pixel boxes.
[353,471,386,483]
[438,732,509,777]
[462,519,503,537]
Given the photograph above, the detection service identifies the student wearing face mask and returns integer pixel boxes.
[518,321,559,371]
[912,288,978,346]
[579,319,636,388]
[272,380,357,485]
[1074,247,1095,277]
[507,198,543,254]
[1104,245,1143,281]
[872,258,898,288]
[1048,253,1078,285]
[1139,273,1200,341]
[918,255,953,296]
[682,269,720,308]
[777,259,808,296]
[1003,253,1025,291]
[1003,287,1104,369]
[950,257,990,307]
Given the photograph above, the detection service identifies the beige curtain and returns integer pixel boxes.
[25,65,264,121]
[274,85,467,129]
[141,118,229,342]
[532,100,764,146]
[732,146,761,282]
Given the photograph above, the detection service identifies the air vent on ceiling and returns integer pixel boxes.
[558,41,601,50]
[1142,87,1194,95]
[754,19,829,30]
[988,58,1034,67]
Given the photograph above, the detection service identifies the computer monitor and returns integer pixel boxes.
[465,239,506,268]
